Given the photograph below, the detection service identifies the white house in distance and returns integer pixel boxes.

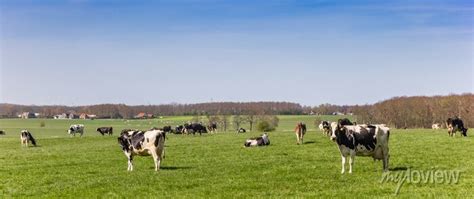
[19,112,37,119]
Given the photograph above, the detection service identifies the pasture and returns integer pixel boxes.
[0,116,472,198]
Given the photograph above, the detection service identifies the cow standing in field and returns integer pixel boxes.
[244,133,270,147]
[330,122,390,174]
[295,122,307,145]
[432,123,441,130]
[97,127,113,136]
[68,124,84,137]
[20,130,37,147]
[446,117,468,137]
[183,123,207,135]
[117,129,166,171]
[207,122,218,133]
[321,121,332,136]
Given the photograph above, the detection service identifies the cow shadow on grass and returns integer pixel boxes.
[151,166,193,170]
[304,141,316,144]
[389,166,408,171]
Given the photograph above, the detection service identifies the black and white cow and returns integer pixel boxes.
[183,123,207,135]
[68,124,84,137]
[237,128,246,133]
[244,133,270,147]
[117,129,166,171]
[330,123,390,174]
[97,127,113,136]
[207,122,218,133]
[20,130,37,147]
[175,125,184,134]
[446,117,468,137]
[432,123,441,130]
[162,126,172,133]
[321,121,332,136]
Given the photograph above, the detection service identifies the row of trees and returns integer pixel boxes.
[189,114,279,132]
[1,94,471,128]
[0,102,303,119]
[353,94,473,128]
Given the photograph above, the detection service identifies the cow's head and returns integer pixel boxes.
[21,130,29,137]
[117,133,132,151]
[262,133,269,143]
[462,128,468,137]
[330,123,344,141]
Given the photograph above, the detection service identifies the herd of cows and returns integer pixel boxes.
[0,116,468,173]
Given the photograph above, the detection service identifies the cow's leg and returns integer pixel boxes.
[128,155,133,171]
[296,133,300,144]
[151,151,160,171]
[383,152,389,172]
[341,155,346,174]
[301,133,304,144]
[349,151,355,174]
[124,152,133,171]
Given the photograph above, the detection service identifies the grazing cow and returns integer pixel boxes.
[432,123,441,130]
[97,127,113,136]
[161,126,172,133]
[207,122,218,133]
[244,133,270,147]
[0,130,5,135]
[68,124,84,137]
[294,122,307,145]
[117,129,166,171]
[237,128,246,133]
[20,130,37,147]
[175,125,184,134]
[446,117,468,137]
[183,123,207,135]
[330,124,390,173]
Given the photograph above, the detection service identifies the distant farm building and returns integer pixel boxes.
[79,114,97,120]
[69,113,79,119]
[134,112,154,119]
[54,113,68,119]
[53,113,83,119]
[19,112,37,119]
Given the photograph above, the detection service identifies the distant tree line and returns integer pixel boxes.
[0,102,303,119]
[352,94,473,128]
[1,94,471,128]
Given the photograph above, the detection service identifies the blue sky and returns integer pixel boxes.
[0,0,472,106]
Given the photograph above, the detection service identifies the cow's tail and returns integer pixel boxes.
[28,133,37,146]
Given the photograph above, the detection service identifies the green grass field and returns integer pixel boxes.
[0,116,472,198]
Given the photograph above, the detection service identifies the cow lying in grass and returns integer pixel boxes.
[20,130,37,147]
[244,133,270,147]
[117,129,166,171]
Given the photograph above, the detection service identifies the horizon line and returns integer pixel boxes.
[1,93,472,107]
